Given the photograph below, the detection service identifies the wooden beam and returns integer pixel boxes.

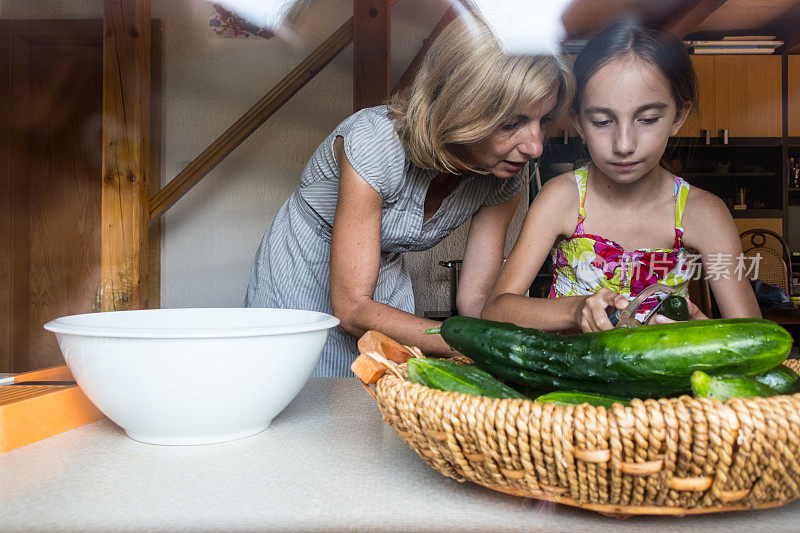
[392,7,456,96]
[353,0,390,112]
[776,31,800,54]
[148,17,353,222]
[0,20,11,371]
[148,19,162,309]
[783,40,800,54]
[659,0,727,38]
[9,31,31,372]
[149,0,403,222]
[769,1,800,53]
[101,0,150,311]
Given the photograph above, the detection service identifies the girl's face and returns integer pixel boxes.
[573,55,690,184]
[462,91,558,179]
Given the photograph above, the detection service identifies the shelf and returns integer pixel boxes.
[731,209,783,218]
[685,172,776,177]
[670,138,783,148]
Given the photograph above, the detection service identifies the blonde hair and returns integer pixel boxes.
[388,17,575,174]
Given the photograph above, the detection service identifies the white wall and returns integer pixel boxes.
[2,0,529,316]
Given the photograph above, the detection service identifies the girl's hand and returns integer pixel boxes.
[575,288,628,332]
[651,298,709,324]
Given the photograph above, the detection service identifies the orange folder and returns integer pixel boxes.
[0,365,105,453]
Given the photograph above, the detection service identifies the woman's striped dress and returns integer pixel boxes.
[244,106,526,377]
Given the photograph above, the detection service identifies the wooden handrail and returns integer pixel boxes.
[149,17,353,221]
[392,7,456,96]
[150,0,405,222]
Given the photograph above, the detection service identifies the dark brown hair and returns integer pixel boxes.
[572,23,697,114]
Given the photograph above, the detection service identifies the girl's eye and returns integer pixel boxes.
[591,120,611,128]
[640,116,661,125]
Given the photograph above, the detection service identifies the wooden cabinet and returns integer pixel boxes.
[714,55,781,138]
[561,54,781,139]
[550,54,577,139]
[789,56,800,137]
[678,55,781,138]
[677,56,716,137]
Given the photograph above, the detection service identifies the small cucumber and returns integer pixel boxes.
[535,390,629,408]
[659,294,689,321]
[754,364,799,394]
[477,358,688,399]
[406,358,527,400]
[691,371,779,401]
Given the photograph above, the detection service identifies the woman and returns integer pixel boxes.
[245,16,574,376]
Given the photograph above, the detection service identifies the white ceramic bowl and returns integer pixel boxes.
[44,308,339,446]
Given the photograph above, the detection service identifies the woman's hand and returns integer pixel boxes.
[651,297,709,324]
[574,288,628,332]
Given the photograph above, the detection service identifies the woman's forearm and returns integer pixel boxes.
[336,299,460,357]
[481,293,582,331]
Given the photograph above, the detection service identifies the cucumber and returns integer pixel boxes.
[477,358,688,399]
[428,317,791,383]
[754,364,799,394]
[406,358,527,400]
[535,390,629,408]
[659,295,689,321]
[691,371,779,401]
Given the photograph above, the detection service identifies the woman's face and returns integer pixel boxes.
[462,91,558,179]
[573,55,690,184]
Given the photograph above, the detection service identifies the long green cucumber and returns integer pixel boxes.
[406,358,527,400]
[691,371,779,401]
[535,390,630,408]
[754,364,799,394]
[478,358,688,399]
[428,317,791,382]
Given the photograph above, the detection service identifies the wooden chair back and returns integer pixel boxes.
[739,229,793,296]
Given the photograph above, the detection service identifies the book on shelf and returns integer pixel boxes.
[561,39,588,54]
[685,40,783,46]
[691,47,775,54]
[722,35,776,41]
[684,38,782,55]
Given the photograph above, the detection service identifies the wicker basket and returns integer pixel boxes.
[353,330,800,518]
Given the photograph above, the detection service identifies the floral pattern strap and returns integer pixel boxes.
[673,176,691,248]
[574,166,589,234]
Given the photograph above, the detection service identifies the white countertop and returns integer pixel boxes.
[2,378,800,532]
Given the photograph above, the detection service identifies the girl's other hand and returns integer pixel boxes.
[652,297,709,324]
[575,288,628,332]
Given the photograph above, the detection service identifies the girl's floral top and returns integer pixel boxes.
[550,166,692,322]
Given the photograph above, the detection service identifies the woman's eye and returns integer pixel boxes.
[591,120,611,128]
[640,116,661,125]
[500,121,520,131]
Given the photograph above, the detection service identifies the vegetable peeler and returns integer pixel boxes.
[607,280,689,328]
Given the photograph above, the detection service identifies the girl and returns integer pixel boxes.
[482,22,760,332]
[245,17,574,376]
